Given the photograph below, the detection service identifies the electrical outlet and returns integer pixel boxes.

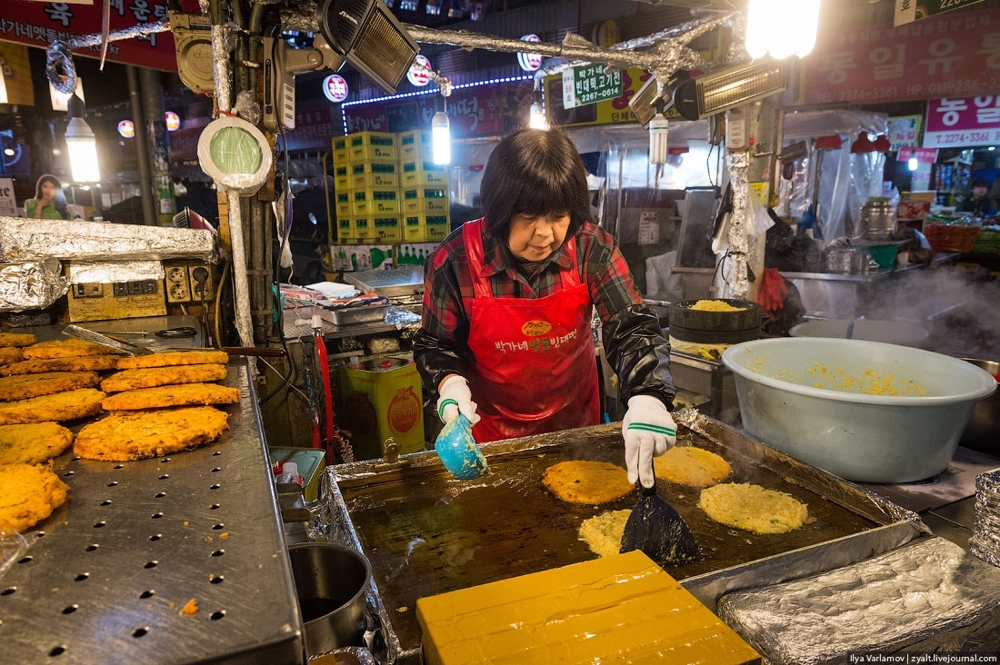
[165,266,192,303]
[189,265,213,302]
[73,283,103,299]
[113,283,129,297]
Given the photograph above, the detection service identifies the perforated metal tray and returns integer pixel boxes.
[0,364,305,664]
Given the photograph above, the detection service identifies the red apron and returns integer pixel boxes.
[462,219,601,442]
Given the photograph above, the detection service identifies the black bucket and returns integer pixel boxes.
[288,542,371,656]
[668,299,762,345]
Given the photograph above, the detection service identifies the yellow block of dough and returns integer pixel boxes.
[416,550,761,665]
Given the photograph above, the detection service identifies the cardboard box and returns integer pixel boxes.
[417,551,761,665]
[339,356,425,460]
[329,244,393,271]
[352,188,400,216]
[349,131,397,162]
[401,160,449,187]
[350,161,399,189]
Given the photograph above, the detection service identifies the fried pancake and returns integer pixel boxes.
[74,406,230,461]
[0,355,121,376]
[23,338,122,359]
[0,371,101,402]
[0,332,38,348]
[101,364,228,393]
[0,422,74,464]
[0,388,106,425]
[653,446,731,487]
[102,383,241,411]
[542,460,634,504]
[0,463,69,533]
[0,347,24,365]
[578,509,632,558]
[699,483,809,535]
[116,349,230,370]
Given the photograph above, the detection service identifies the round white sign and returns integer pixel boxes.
[407,55,432,87]
[322,74,349,103]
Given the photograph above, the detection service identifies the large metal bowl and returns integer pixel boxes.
[790,318,929,347]
[722,338,997,483]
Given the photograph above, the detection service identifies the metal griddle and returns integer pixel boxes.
[0,364,305,664]
[326,412,927,663]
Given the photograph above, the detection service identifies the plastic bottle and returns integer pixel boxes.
[275,461,303,485]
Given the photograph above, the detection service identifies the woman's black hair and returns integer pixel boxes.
[479,126,591,239]
[34,174,69,218]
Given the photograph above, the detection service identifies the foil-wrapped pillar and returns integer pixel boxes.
[724,150,751,300]
[970,469,1000,568]
[226,195,255,348]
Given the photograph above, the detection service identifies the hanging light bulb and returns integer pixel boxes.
[648,113,669,165]
[66,94,100,183]
[746,0,820,60]
[529,100,548,130]
[908,157,919,172]
[432,110,451,165]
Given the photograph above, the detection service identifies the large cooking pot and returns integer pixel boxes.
[288,542,371,656]
[722,338,997,483]
[959,358,1000,454]
[668,298,762,345]
[790,319,929,348]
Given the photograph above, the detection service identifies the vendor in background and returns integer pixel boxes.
[24,174,70,220]
[413,127,677,489]
[960,178,996,217]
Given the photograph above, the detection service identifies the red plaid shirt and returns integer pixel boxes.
[421,220,642,347]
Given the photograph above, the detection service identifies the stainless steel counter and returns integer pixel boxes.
[0,357,305,664]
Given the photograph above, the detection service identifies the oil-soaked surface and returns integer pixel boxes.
[340,427,880,652]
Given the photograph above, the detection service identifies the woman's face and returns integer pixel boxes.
[507,211,570,261]
[40,181,58,199]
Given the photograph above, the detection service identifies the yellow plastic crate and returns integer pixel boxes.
[337,216,355,242]
[403,213,451,242]
[401,187,449,214]
[334,164,351,191]
[401,160,449,187]
[399,130,433,161]
[332,136,350,166]
[335,192,352,218]
[352,188,400,216]
[353,215,377,243]
[355,214,401,243]
[351,161,399,189]
[349,131,397,162]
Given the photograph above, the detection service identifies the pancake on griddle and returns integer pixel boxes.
[102,383,241,411]
[74,406,230,461]
[653,446,731,487]
[0,388,106,425]
[542,460,633,504]
[0,332,37,348]
[101,364,228,393]
[578,509,632,558]
[0,463,69,532]
[0,355,121,376]
[0,347,24,365]
[699,482,809,535]
[23,338,122,359]
[116,349,230,369]
[0,422,74,465]
[0,371,101,401]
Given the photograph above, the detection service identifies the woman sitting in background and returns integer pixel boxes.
[24,174,70,220]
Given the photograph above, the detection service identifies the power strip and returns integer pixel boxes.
[190,265,214,302]
[165,266,192,303]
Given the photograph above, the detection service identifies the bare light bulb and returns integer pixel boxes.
[528,101,548,130]
[908,157,919,172]
[746,0,819,60]
[431,111,451,165]
[648,114,669,165]
[66,116,101,183]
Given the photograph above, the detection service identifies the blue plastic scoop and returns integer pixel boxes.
[434,414,489,480]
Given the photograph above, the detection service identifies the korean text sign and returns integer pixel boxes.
[924,97,1000,148]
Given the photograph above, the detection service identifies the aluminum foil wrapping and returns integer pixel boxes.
[65,20,170,49]
[0,259,68,312]
[970,469,1000,568]
[66,260,165,284]
[279,1,320,33]
[0,216,217,263]
[717,537,1000,663]
[726,151,752,299]
[212,23,235,112]
[45,42,77,94]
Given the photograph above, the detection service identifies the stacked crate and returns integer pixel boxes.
[399,130,450,243]
[332,137,354,244]
[348,132,401,243]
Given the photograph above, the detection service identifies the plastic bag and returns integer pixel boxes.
[747,188,775,239]
[0,531,30,581]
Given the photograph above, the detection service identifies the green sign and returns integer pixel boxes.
[561,64,623,109]
[894,0,985,26]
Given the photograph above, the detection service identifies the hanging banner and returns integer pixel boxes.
[894,0,985,27]
[923,96,1000,148]
[0,0,203,72]
[801,7,1000,105]
[898,147,938,163]
[887,114,923,149]
[544,68,682,127]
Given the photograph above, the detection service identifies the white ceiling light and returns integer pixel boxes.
[746,0,820,60]
[66,94,100,183]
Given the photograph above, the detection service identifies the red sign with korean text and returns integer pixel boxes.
[1,0,203,72]
[801,7,1000,105]
[898,147,939,163]
[924,96,1000,147]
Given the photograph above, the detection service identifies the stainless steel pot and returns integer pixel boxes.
[858,199,896,240]
[960,358,1000,454]
[288,542,372,656]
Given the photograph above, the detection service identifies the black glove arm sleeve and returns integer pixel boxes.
[602,304,676,409]
[413,328,470,411]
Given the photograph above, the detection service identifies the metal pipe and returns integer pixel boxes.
[139,67,173,226]
[126,65,157,226]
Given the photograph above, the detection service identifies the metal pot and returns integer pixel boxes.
[960,358,1000,454]
[668,299,762,344]
[858,199,896,241]
[288,542,372,656]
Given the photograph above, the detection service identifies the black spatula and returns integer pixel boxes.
[620,461,699,565]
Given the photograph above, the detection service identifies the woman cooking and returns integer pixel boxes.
[24,174,70,220]
[413,127,676,488]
